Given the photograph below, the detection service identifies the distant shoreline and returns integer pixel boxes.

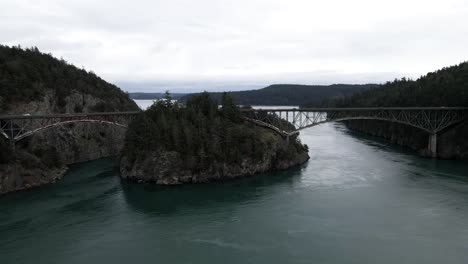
[129,93,187,100]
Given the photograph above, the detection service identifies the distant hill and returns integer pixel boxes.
[180,84,376,106]
[129,92,187,100]
[327,62,468,107]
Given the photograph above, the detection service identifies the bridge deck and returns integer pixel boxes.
[0,111,141,120]
[0,107,467,120]
[241,107,468,112]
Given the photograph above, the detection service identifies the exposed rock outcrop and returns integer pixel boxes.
[120,129,309,184]
[0,90,138,195]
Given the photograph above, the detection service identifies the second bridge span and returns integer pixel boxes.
[242,107,468,158]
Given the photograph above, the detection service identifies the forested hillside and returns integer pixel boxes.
[326,62,468,107]
[0,45,138,194]
[180,84,375,106]
[329,61,468,160]
[0,45,138,112]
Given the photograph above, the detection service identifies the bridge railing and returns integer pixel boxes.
[0,111,141,120]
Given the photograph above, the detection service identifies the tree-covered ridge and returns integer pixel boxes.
[0,45,138,112]
[181,84,376,106]
[326,62,468,107]
[122,92,306,172]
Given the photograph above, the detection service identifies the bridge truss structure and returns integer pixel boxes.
[242,107,468,157]
[0,112,140,143]
[242,107,467,136]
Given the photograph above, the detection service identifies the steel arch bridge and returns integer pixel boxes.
[241,107,468,157]
[0,112,140,143]
[1,107,467,158]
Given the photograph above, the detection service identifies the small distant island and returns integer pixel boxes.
[120,93,310,184]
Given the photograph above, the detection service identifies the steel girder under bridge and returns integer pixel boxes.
[0,111,140,143]
[242,107,468,158]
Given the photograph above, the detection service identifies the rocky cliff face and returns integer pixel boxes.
[0,90,138,194]
[120,131,309,184]
[343,120,468,159]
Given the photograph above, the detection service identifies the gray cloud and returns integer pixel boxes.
[1,0,468,92]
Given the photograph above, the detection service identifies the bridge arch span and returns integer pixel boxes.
[14,119,129,142]
[245,116,438,137]
[243,108,467,136]
[242,108,467,158]
[0,112,139,143]
[295,117,437,134]
[0,130,8,140]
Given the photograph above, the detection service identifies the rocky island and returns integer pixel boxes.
[120,93,309,184]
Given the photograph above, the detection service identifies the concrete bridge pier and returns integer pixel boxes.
[9,139,22,188]
[428,133,438,158]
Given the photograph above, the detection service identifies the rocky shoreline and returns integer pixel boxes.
[120,133,310,185]
[120,152,309,185]
[343,120,468,160]
[0,165,68,195]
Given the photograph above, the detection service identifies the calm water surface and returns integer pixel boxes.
[1,123,468,264]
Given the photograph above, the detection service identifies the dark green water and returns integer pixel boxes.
[1,123,468,264]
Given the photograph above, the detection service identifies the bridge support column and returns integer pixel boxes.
[8,138,22,188]
[428,133,437,158]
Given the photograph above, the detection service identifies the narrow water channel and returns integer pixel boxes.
[1,123,468,264]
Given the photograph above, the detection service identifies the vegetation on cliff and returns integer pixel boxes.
[121,92,308,177]
[325,62,468,107]
[0,45,139,193]
[325,62,468,159]
[0,45,138,112]
[181,84,375,106]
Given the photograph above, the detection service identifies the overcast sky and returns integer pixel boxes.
[2,0,468,92]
